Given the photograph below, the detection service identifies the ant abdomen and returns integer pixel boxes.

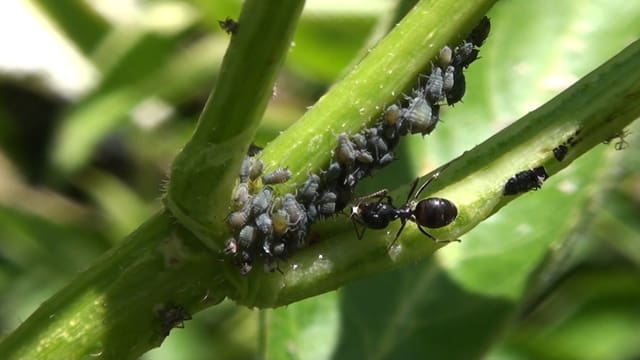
[414,198,458,229]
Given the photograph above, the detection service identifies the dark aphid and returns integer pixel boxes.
[249,158,264,181]
[298,174,321,202]
[365,128,389,157]
[351,133,367,149]
[317,191,338,215]
[426,67,444,102]
[405,96,434,135]
[255,213,273,236]
[158,305,192,338]
[553,144,568,161]
[446,67,466,106]
[443,66,455,93]
[453,42,479,69]
[282,194,307,227]
[251,187,273,216]
[355,149,375,164]
[247,143,263,156]
[226,209,249,232]
[438,45,453,67]
[271,209,290,235]
[377,152,395,167]
[504,166,549,195]
[218,16,238,35]
[306,203,319,222]
[467,16,491,47]
[430,104,441,130]
[322,161,342,184]
[239,156,251,183]
[336,133,357,167]
[262,167,292,185]
[351,170,458,243]
[237,225,257,249]
[239,253,252,275]
[232,183,251,208]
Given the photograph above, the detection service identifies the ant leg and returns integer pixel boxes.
[352,219,366,240]
[405,177,421,203]
[388,219,408,250]
[354,189,390,203]
[413,162,454,199]
[417,224,461,243]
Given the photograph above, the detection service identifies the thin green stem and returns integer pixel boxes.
[165,0,306,251]
[0,211,230,359]
[233,38,640,308]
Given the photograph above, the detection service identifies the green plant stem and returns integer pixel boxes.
[0,211,230,359]
[165,0,305,251]
[232,38,640,308]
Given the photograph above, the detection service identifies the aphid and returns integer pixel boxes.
[503,166,549,195]
[383,104,402,126]
[355,149,375,164]
[446,67,466,106]
[453,42,479,69]
[251,187,273,215]
[365,128,389,157]
[271,209,290,235]
[350,169,458,243]
[237,225,257,249]
[262,167,292,185]
[232,183,251,208]
[282,193,307,227]
[159,305,192,337]
[306,203,319,222]
[426,67,444,102]
[405,96,434,135]
[443,66,455,93]
[249,158,264,181]
[553,144,568,161]
[317,191,338,215]
[438,45,453,67]
[322,161,342,184]
[226,209,249,231]
[430,104,441,132]
[255,213,273,236]
[377,152,395,167]
[351,133,367,149]
[218,17,238,35]
[335,133,357,167]
[239,156,251,183]
[298,174,321,202]
[247,143,263,156]
[467,16,491,47]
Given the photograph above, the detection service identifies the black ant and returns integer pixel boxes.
[350,169,458,245]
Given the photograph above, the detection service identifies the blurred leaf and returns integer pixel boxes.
[333,0,640,359]
[32,0,110,54]
[264,292,340,360]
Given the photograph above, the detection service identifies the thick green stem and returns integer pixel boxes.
[165,0,306,250]
[233,38,640,308]
[0,211,230,359]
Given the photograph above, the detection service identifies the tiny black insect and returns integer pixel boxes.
[218,17,238,35]
[553,144,568,161]
[158,304,192,338]
[350,169,458,243]
[503,166,549,195]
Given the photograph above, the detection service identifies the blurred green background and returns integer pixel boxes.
[0,0,639,359]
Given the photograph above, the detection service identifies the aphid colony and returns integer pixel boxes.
[225,17,491,274]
